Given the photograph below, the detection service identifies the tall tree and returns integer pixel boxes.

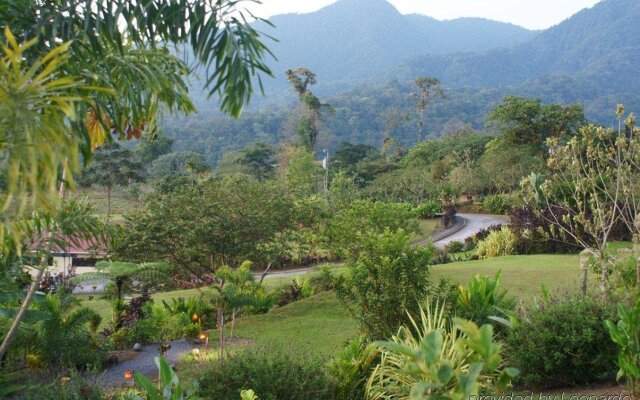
[80,143,145,221]
[135,134,174,166]
[286,67,331,150]
[409,77,444,142]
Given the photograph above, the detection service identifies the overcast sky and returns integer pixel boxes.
[246,0,601,30]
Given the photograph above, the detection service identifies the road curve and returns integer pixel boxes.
[433,213,508,249]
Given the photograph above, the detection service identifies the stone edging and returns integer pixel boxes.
[431,215,468,242]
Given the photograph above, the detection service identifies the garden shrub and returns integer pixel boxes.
[126,303,191,343]
[413,200,442,219]
[328,336,379,400]
[476,226,516,258]
[444,240,465,254]
[482,194,511,215]
[455,272,516,335]
[509,207,582,254]
[334,229,434,339]
[197,349,333,400]
[19,375,104,400]
[507,295,617,388]
[273,277,314,307]
[465,224,503,249]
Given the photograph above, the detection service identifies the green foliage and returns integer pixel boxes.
[334,229,434,339]
[476,227,517,259]
[80,143,145,189]
[487,96,585,146]
[328,170,360,210]
[507,295,617,388]
[368,301,518,399]
[286,146,321,198]
[33,290,104,368]
[115,176,295,276]
[17,375,105,400]
[135,134,174,165]
[606,296,640,400]
[328,336,379,400]
[414,200,443,219]
[125,300,194,344]
[216,142,276,181]
[149,151,210,179]
[326,199,419,257]
[482,194,512,215]
[132,356,198,400]
[479,141,545,192]
[196,349,333,400]
[456,272,516,332]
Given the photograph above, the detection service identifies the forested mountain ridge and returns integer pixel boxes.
[394,0,640,95]
[236,0,537,100]
[166,0,640,167]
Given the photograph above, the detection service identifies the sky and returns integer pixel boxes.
[246,0,602,30]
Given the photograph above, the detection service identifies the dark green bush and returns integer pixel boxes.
[482,194,511,215]
[20,376,104,400]
[197,349,333,400]
[328,336,379,400]
[444,240,465,254]
[506,295,617,388]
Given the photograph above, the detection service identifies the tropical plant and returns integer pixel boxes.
[606,296,640,400]
[476,226,517,258]
[367,301,518,399]
[334,229,434,339]
[34,290,104,368]
[456,272,516,333]
[240,390,259,400]
[132,356,198,400]
[328,336,379,400]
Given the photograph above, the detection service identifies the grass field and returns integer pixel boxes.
[80,253,598,357]
[76,187,140,222]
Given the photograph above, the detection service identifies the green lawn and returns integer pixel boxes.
[412,218,440,243]
[76,187,140,222]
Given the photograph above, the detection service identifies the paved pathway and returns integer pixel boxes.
[91,339,199,388]
[433,213,508,249]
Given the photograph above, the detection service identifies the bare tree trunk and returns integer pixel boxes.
[633,235,640,288]
[218,308,224,365]
[599,251,608,296]
[579,249,590,296]
[230,309,236,340]
[0,166,68,360]
[259,263,272,285]
[106,186,112,223]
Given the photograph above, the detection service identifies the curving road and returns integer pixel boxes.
[433,213,508,249]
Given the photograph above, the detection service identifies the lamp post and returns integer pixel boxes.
[198,331,209,350]
[123,369,133,386]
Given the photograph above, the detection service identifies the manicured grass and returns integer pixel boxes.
[431,254,586,301]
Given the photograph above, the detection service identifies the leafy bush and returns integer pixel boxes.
[308,267,335,292]
[508,207,582,254]
[455,272,516,335]
[465,224,503,249]
[444,240,465,254]
[326,199,419,257]
[273,277,314,307]
[413,200,442,219]
[507,295,617,388]
[328,336,379,400]
[368,301,519,398]
[606,296,640,400]
[482,194,511,215]
[476,226,517,258]
[334,229,434,339]
[127,303,192,344]
[197,349,333,400]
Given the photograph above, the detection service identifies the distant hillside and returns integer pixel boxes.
[241,0,537,100]
[392,0,640,124]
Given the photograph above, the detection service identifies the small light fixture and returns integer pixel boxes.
[198,332,207,341]
[123,370,133,381]
[192,313,199,322]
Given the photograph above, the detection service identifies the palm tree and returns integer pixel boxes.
[34,290,102,368]
[1,0,273,358]
[71,261,173,305]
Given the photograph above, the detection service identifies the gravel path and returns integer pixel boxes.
[91,339,199,388]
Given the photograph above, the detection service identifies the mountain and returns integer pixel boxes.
[249,0,537,98]
[392,0,640,122]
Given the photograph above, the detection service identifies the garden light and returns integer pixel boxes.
[192,313,199,322]
[123,370,133,381]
